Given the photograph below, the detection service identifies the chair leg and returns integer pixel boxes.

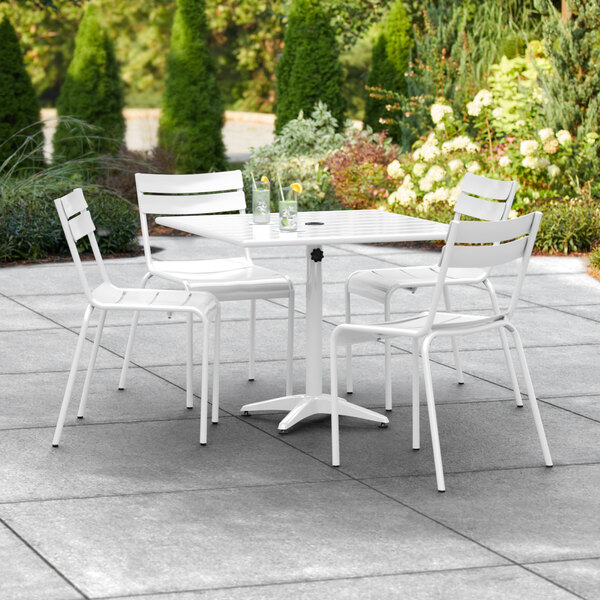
[443,287,464,384]
[421,336,446,492]
[118,273,151,390]
[484,279,522,406]
[53,305,94,447]
[212,306,221,424]
[330,333,341,467]
[286,289,295,396]
[344,282,353,394]
[200,315,210,446]
[384,296,393,411]
[77,309,107,419]
[248,299,256,381]
[186,312,194,409]
[412,338,420,450]
[507,324,553,467]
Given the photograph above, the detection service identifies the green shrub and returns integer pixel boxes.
[530,198,600,254]
[589,243,600,270]
[0,190,138,263]
[53,4,125,162]
[244,102,347,211]
[158,0,226,173]
[275,0,346,133]
[0,17,43,171]
[325,130,399,209]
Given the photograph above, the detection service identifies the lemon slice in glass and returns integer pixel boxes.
[290,182,302,194]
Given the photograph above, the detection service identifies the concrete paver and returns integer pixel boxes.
[0,237,598,598]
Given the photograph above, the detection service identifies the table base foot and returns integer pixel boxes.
[240,394,389,432]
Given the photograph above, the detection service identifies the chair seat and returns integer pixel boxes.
[92,282,218,314]
[336,310,503,345]
[149,257,291,300]
[347,266,488,302]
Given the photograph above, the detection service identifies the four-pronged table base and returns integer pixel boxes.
[241,394,389,432]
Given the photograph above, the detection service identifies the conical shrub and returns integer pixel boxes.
[53,3,125,162]
[158,0,226,173]
[0,17,43,171]
[275,0,346,133]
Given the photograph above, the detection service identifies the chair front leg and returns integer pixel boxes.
[483,279,522,406]
[384,295,393,411]
[443,287,464,384]
[412,337,420,450]
[330,332,341,467]
[212,305,221,424]
[53,304,94,447]
[421,335,446,492]
[248,299,256,381]
[505,323,553,467]
[77,309,107,418]
[344,281,353,394]
[199,314,210,446]
[186,312,194,409]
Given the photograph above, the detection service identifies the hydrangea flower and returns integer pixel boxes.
[474,89,493,106]
[467,101,482,117]
[520,140,539,156]
[492,107,503,119]
[547,164,561,178]
[538,128,554,143]
[448,159,463,172]
[498,155,511,167]
[426,165,446,182]
[387,160,404,179]
[413,162,426,176]
[430,103,453,124]
[556,130,572,146]
[466,161,481,173]
[543,138,559,154]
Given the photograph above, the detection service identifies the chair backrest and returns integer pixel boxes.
[135,170,247,266]
[454,173,518,222]
[424,212,542,332]
[54,188,111,302]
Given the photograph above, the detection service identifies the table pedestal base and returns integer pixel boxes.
[240,395,389,433]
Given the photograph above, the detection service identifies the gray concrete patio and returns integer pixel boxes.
[1,235,599,599]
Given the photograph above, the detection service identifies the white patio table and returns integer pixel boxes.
[156,210,449,432]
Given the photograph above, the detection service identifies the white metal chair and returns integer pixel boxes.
[119,171,295,417]
[345,173,520,410]
[53,189,220,447]
[330,212,553,491]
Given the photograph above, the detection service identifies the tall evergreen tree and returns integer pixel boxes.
[159,0,226,173]
[0,17,43,170]
[537,0,600,137]
[275,0,346,133]
[363,0,412,135]
[53,3,125,161]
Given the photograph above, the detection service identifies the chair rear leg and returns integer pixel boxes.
[412,338,420,450]
[118,273,151,390]
[443,287,464,384]
[186,312,194,409]
[200,315,210,446]
[248,299,256,381]
[507,324,553,467]
[212,306,221,424]
[77,309,107,418]
[344,283,353,394]
[285,288,295,396]
[422,336,446,492]
[53,305,94,447]
[484,279,522,406]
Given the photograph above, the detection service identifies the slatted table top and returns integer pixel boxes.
[156,210,449,248]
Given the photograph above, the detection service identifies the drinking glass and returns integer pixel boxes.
[252,181,271,224]
[279,187,298,231]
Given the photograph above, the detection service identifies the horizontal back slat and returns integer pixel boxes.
[68,209,96,241]
[448,237,528,268]
[453,212,538,244]
[136,170,243,194]
[60,188,87,217]
[454,193,506,221]
[140,190,246,215]
[460,173,516,201]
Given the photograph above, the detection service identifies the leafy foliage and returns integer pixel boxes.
[158,0,226,173]
[53,3,125,161]
[536,0,600,138]
[244,102,346,210]
[275,0,346,133]
[325,130,399,209]
[0,17,43,170]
